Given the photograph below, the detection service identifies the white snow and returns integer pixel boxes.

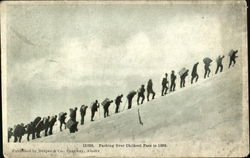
[30,65,244,145]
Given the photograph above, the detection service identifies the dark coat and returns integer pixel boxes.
[59,113,67,122]
[180,70,189,79]
[44,118,50,129]
[191,63,199,76]
[70,109,77,120]
[80,106,88,116]
[91,102,99,112]
[36,120,44,131]
[49,117,57,127]
[103,101,113,109]
[171,74,176,82]
[162,77,168,86]
[138,87,145,95]
[147,81,153,91]
[216,56,224,65]
[231,51,238,58]
[115,96,123,105]
[127,91,137,100]
[13,124,26,137]
[8,129,13,139]
[33,117,42,127]
[26,122,34,133]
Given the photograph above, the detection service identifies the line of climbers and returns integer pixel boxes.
[8,49,238,143]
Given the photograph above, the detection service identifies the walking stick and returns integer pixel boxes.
[138,109,143,125]
[98,104,101,118]
[122,99,128,111]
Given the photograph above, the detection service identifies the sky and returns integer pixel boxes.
[4,2,246,126]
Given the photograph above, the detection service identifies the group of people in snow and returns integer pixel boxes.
[8,49,238,143]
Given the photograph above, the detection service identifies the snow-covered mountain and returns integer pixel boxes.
[32,65,245,145]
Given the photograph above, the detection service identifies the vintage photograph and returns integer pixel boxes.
[1,0,248,157]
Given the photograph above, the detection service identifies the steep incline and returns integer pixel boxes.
[33,67,243,144]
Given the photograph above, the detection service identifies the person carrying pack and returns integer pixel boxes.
[115,95,123,113]
[127,91,137,109]
[13,123,26,143]
[170,71,177,92]
[58,112,67,131]
[91,100,99,121]
[147,79,155,101]
[48,115,57,135]
[102,99,113,118]
[191,62,199,84]
[215,55,225,74]
[26,121,34,141]
[228,49,238,68]
[203,57,213,79]
[35,118,45,138]
[137,85,145,105]
[179,68,189,88]
[8,128,13,142]
[80,105,88,125]
[32,116,42,140]
[43,116,50,135]
[161,73,169,96]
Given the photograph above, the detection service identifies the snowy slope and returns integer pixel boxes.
[32,66,244,144]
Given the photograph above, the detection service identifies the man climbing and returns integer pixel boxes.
[147,79,155,101]
[35,118,44,138]
[179,69,189,88]
[215,55,225,74]
[8,128,13,142]
[137,85,145,105]
[115,94,123,113]
[170,70,177,92]
[58,113,67,131]
[161,73,169,96]
[48,115,57,135]
[191,62,199,84]
[66,108,78,133]
[127,91,137,109]
[103,100,113,118]
[43,116,50,135]
[80,105,88,125]
[13,123,26,143]
[32,116,42,140]
[70,107,78,122]
[229,50,238,68]
[70,107,79,132]
[203,57,213,79]
[91,100,99,121]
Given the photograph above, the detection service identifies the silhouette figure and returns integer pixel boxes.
[179,69,189,88]
[127,91,137,109]
[161,73,169,96]
[80,105,88,125]
[147,79,155,101]
[91,100,99,121]
[170,71,177,92]
[58,113,67,131]
[137,85,145,105]
[229,50,238,68]
[48,115,57,135]
[191,62,199,84]
[115,95,123,113]
[13,123,26,142]
[43,116,50,135]
[8,128,13,142]
[35,118,44,138]
[215,55,225,74]
[103,100,113,118]
[203,57,212,79]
